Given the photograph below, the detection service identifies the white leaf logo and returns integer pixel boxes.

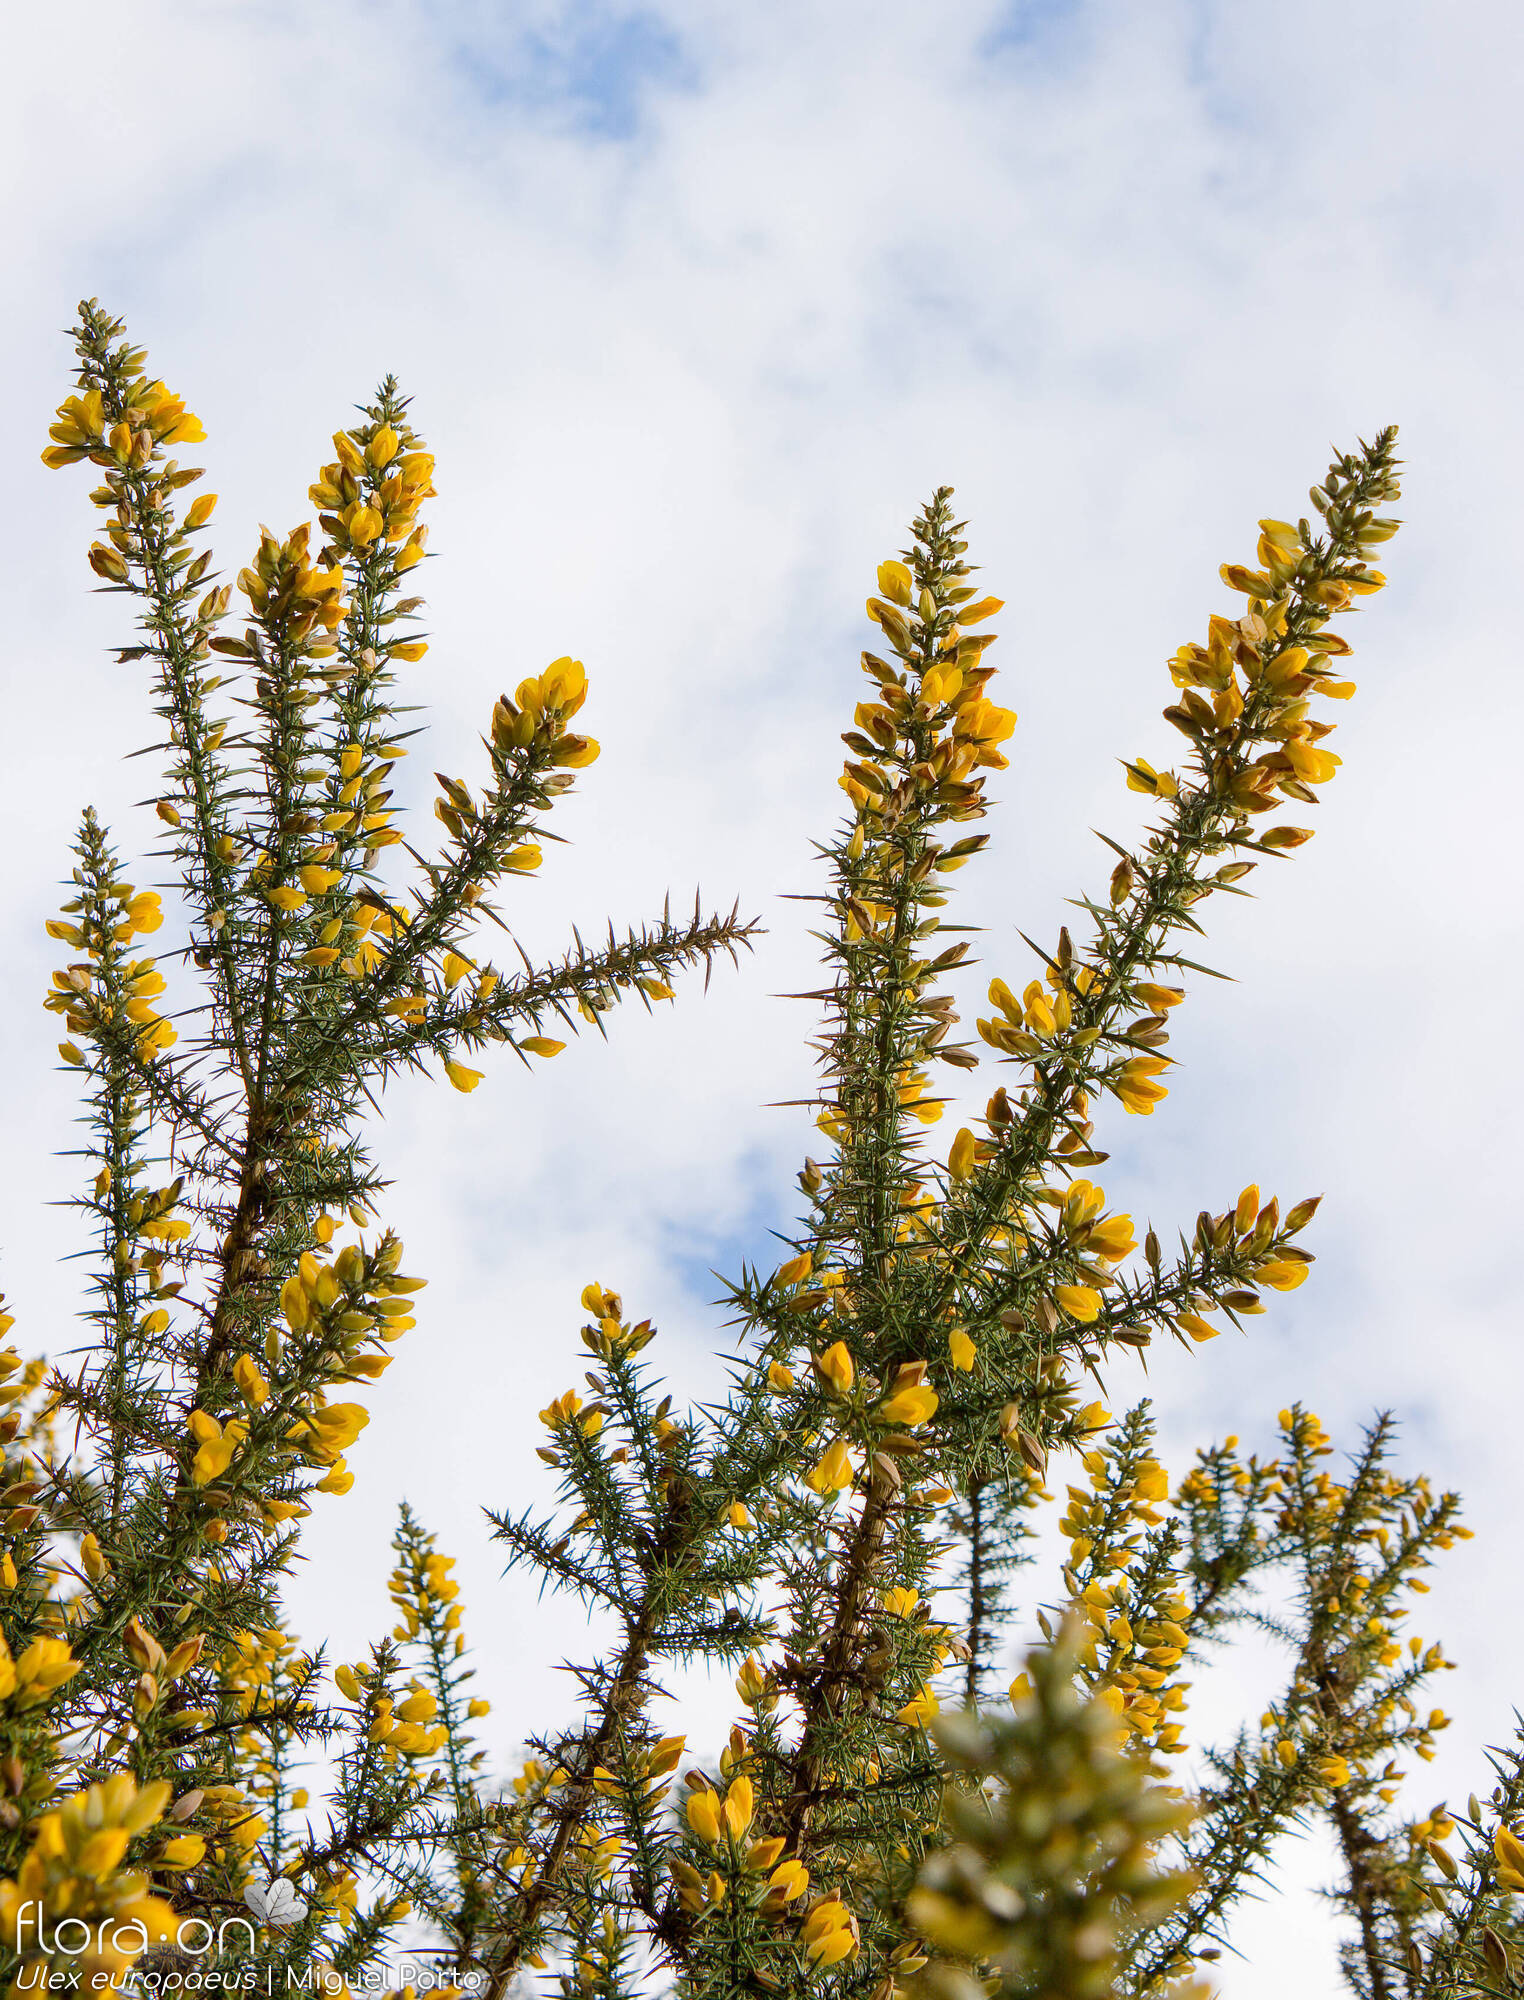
[243,1876,308,1928]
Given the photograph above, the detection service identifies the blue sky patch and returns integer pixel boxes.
[437,2,695,139]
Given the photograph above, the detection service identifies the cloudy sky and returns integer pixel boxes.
[5,1,1524,1988]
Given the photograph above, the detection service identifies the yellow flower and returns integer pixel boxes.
[817,1340,854,1395]
[687,1789,722,1846]
[158,1834,207,1870]
[805,1440,854,1494]
[802,1897,859,1966]
[1115,1056,1169,1114]
[188,1412,244,1486]
[722,1776,754,1840]
[727,1502,752,1528]
[1134,1460,1170,1502]
[521,1037,565,1058]
[876,560,913,606]
[1124,756,1179,798]
[958,595,1004,625]
[948,1329,977,1371]
[1087,1213,1137,1262]
[1283,739,1340,784]
[1134,982,1184,1011]
[1258,1259,1309,1290]
[445,1060,484,1093]
[1054,1285,1101,1323]
[233,1353,269,1406]
[1175,1311,1219,1342]
[767,1361,795,1393]
[770,1857,810,1901]
[878,1384,938,1427]
[540,656,588,709]
[736,1656,768,1705]
[896,1685,939,1728]
[948,1127,976,1181]
[1495,1825,1524,1890]
[1023,981,1056,1037]
[13,1636,82,1705]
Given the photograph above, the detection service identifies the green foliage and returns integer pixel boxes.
[3,302,1518,2000]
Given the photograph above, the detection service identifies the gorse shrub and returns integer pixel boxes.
[3,302,1519,2000]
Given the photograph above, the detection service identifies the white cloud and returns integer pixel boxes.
[4,2,1523,1988]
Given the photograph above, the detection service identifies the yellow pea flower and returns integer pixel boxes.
[521,1037,565,1058]
[1494,1825,1524,1888]
[876,560,913,606]
[1283,739,1340,784]
[1134,982,1185,1011]
[805,1440,854,1494]
[1131,1462,1170,1504]
[817,1340,854,1394]
[1175,1311,1220,1341]
[722,1775,754,1840]
[687,1789,722,1846]
[895,1686,939,1728]
[233,1353,269,1407]
[1086,1214,1137,1262]
[771,1857,810,1901]
[158,1834,207,1869]
[958,595,1004,624]
[948,1127,976,1181]
[1054,1285,1101,1323]
[948,1329,976,1371]
[540,656,588,708]
[878,1384,938,1428]
[445,1060,484,1093]
[1257,1259,1309,1290]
